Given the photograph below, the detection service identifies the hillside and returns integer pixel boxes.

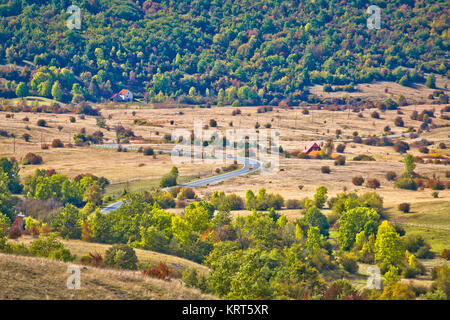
[0,0,448,105]
[0,252,215,300]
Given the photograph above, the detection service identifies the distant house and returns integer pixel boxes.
[303,142,322,155]
[111,89,133,102]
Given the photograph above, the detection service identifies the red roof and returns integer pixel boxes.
[119,89,129,95]
[303,142,321,154]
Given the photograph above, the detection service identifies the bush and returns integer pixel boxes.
[440,249,450,260]
[48,247,75,262]
[394,116,404,127]
[8,225,21,239]
[81,252,104,267]
[352,155,375,161]
[394,141,410,153]
[160,174,177,188]
[142,262,173,281]
[104,244,138,270]
[178,187,195,200]
[386,171,397,181]
[418,146,429,154]
[352,176,364,186]
[365,178,380,189]
[37,119,47,127]
[29,235,68,259]
[341,254,359,274]
[398,203,410,213]
[22,153,43,165]
[371,111,380,119]
[336,144,345,153]
[51,139,64,148]
[334,156,346,166]
[431,191,439,198]
[143,147,154,156]
[439,143,446,149]
[286,199,302,209]
[209,119,217,127]
[22,133,31,142]
[416,245,435,259]
[394,177,417,190]
[321,166,331,174]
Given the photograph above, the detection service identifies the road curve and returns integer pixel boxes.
[94,144,262,213]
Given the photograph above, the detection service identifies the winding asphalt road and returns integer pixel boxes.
[94,144,262,213]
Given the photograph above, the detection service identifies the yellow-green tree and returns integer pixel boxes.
[375,221,404,271]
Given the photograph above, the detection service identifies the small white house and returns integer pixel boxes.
[111,89,133,102]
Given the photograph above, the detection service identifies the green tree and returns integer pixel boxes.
[403,154,415,177]
[338,207,380,250]
[303,206,329,236]
[51,204,82,239]
[104,244,138,270]
[51,81,63,101]
[313,186,328,209]
[425,74,436,89]
[83,184,102,206]
[375,221,404,271]
[15,82,29,97]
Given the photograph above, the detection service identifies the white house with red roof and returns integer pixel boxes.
[111,89,133,102]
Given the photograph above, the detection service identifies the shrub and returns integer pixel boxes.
[104,244,138,270]
[334,156,346,166]
[51,139,64,148]
[426,179,445,190]
[439,143,446,149]
[340,254,359,274]
[440,249,450,260]
[178,187,195,200]
[69,116,76,123]
[386,171,397,181]
[365,178,380,189]
[353,155,375,161]
[394,141,410,153]
[209,119,217,127]
[8,224,22,239]
[81,252,104,267]
[418,146,429,154]
[286,199,302,209]
[143,147,154,156]
[22,133,31,142]
[394,116,404,127]
[36,119,47,127]
[29,235,65,258]
[142,262,173,281]
[352,176,364,186]
[160,173,177,188]
[395,177,417,190]
[398,203,410,213]
[371,111,379,119]
[48,247,75,262]
[321,166,331,174]
[22,153,43,165]
[431,191,439,198]
[416,245,435,259]
[336,144,345,153]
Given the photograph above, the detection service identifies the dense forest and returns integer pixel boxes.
[0,0,448,105]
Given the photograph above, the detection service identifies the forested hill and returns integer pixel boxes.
[0,0,448,105]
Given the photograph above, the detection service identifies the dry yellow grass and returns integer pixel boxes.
[16,236,209,275]
[0,253,215,300]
